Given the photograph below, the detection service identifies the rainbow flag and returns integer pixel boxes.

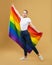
[9,6,43,53]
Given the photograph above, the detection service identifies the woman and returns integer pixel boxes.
[12,5,44,61]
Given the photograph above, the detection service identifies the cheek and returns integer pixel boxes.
[24,14,27,16]
[23,14,26,16]
[22,14,24,16]
[23,13,27,16]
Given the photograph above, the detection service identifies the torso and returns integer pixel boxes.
[20,16,31,31]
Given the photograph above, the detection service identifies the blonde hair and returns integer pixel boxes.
[24,10,28,14]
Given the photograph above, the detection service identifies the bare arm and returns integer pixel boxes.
[12,5,21,18]
[29,22,40,32]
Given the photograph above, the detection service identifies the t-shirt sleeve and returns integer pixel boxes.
[28,18,31,23]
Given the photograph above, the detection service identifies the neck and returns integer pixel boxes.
[23,16,27,18]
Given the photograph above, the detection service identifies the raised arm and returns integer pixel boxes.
[12,5,21,18]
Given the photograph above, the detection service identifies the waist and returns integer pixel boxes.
[21,30,28,32]
[20,30,29,36]
[20,28,28,31]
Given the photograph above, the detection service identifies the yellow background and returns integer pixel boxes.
[0,0,52,65]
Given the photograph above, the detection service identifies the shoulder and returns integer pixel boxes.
[27,17,31,22]
[27,17,31,20]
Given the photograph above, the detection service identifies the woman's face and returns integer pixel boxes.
[22,11,28,18]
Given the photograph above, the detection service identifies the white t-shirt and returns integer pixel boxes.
[20,16,31,31]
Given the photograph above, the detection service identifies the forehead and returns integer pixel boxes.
[23,11,27,14]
